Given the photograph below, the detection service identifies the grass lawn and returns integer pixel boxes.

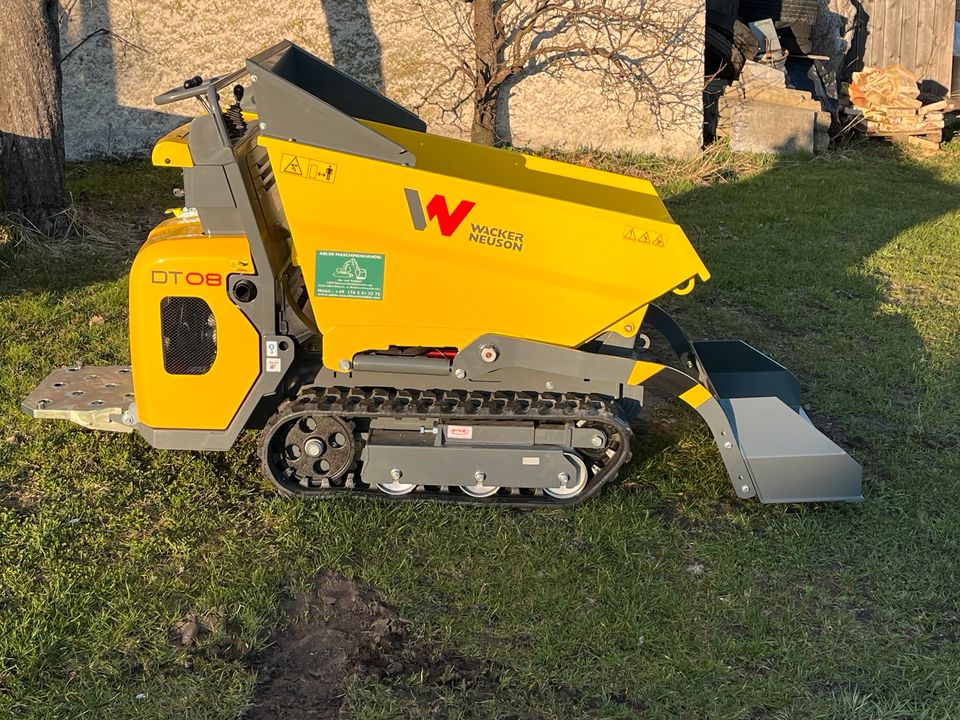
[1,139,959,719]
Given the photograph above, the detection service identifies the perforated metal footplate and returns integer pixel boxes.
[21,366,136,432]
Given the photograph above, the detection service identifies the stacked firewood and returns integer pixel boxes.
[843,64,945,143]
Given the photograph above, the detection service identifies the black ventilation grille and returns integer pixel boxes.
[160,297,217,375]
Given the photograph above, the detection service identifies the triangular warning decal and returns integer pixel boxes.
[623,226,636,240]
[283,156,303,175]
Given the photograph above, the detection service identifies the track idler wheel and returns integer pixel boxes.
[459,472,499,498]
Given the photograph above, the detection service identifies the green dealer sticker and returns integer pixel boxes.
[314,250,384,300]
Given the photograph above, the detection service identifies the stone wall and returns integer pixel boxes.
[813,0,860,78]
[59,0,705,160]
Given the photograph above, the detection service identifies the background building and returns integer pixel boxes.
[58,0,707,160]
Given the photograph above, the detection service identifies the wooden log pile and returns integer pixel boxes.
[843,64,945,147]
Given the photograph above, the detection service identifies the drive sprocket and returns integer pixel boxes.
[262,407,358,496]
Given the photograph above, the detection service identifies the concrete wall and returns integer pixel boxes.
[59,0,704,160]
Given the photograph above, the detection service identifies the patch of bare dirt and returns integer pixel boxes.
[804,408,864,450]
[168,607,251,662]
[244,571,491,720]
[244,572,400,720]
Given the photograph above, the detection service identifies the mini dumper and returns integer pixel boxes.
[22,41,862,506]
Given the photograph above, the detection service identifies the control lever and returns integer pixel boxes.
[223,84,247,140]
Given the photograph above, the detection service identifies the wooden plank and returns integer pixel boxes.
[882,0,904,67]
[853,0,883,65]
[913,1,939,93]
[906,135,941,152]
[916,1,939,82]
[899,0,919,76]
[862,0,886,69]
[932,0,955,95]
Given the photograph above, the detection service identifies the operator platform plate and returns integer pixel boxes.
[21,366,135,433]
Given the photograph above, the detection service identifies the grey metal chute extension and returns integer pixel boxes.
[640,305,863,503]
[692,340,863,503]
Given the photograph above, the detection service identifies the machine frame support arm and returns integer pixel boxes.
[456,306,862,504]
[454,332,759,499]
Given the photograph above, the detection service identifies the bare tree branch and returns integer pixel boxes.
[411,0,704,144]
[59,26,150,66]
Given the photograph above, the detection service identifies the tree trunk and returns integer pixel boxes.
[0,0,66,226]
[471,0,499,145]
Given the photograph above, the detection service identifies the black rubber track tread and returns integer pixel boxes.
[259,387,634,508]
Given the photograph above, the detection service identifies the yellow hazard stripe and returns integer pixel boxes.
[679,384,712,409]
[628,363,714,409]
[627,361,662,385]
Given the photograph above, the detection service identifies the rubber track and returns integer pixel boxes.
[259,387,634,508]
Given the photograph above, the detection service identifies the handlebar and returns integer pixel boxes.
[153,66,250,149]
[153,67,248,106]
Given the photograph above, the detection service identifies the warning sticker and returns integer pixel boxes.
[446,425,473,440]
[623,226,666,247]
[281,153,337,183]
[314,250,384,300]
[282,155,302,175]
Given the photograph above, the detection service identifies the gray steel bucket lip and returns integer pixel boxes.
[639,305,862,504]
[695,339,793,378]
[694,339,802,410]
[248,40,426,133]
[246,40,424,165]
[691,341,863,504]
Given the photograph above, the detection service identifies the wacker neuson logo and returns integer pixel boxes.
[404,188,524,252]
